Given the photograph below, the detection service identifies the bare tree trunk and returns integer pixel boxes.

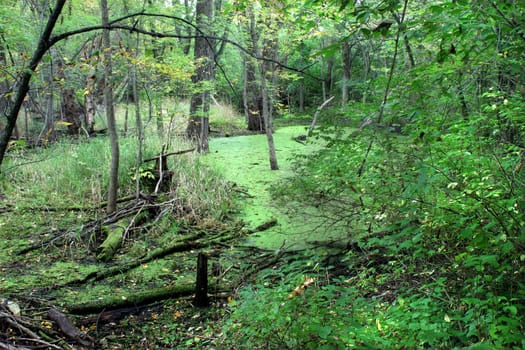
[57,59,82,135]
[243,54,263,132]
[299,78,304,112]
[260,63,278,170]
[40,64,55,144]
[133,50,143,198]
[101,0,119,214]
[187,0,213,152]
[0,44,10,125]
[341,40,354,106]
[361,42,371,103]
[84,69,97,134]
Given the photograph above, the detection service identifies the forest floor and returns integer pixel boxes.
[0,123,345,349]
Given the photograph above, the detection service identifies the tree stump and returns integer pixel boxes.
[194,253,209,307]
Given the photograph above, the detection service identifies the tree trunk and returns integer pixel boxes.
[260,63,278,170]
[0,45,10,129]
[243,55,263,132]
[187,0,214,153]
[393,12,416,70]
[39,63,56,145]
[84,69,97,134]
[194,253,209,307]
[341,40,354,106]
[132,55,143,198]
[101,0,119,214]
[57,60,82,135]
[299,78,305,112]
[0,0,67,169]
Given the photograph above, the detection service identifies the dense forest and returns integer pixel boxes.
[0,0,524,349]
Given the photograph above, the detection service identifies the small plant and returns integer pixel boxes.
[129,162,156,182]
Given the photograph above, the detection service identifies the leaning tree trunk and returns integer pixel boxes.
[0,0,66,169]
[101,0,119,214]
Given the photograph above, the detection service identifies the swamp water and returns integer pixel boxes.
[203,126,349,250]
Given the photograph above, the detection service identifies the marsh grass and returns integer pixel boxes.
[1,100,238,220]
[172,155,234,221]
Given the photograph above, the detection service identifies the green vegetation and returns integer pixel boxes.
[220,101,525,348]
[1,0,524,349]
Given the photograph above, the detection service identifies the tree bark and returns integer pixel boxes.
[194,253,209,307]
[243,55,264,132]
[0,0,67,170]
[101,0,120,214]
[341,40,354,106]
[132,34,143,198]
[57,59,82,135]
[187,0,214,153]
[68,284,196,315]
[252,7,280,170]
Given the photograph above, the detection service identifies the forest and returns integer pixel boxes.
[0,0,524,349]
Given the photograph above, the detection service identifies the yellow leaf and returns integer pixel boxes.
[287,276,315,299]
[55,121,73,126]
[41,321,53,329]
[376,319,383,331]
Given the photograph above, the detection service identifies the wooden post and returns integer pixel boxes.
[194,253,209,307]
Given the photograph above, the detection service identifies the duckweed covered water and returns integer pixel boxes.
[203,126,347,250]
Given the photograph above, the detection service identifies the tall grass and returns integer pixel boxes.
[2,135,160,206]
[1,100,238,219]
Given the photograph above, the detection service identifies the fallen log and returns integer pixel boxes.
[67,226,242,285]
[64,231,205,286]
[245,218,278,233]
[67,284,195,315]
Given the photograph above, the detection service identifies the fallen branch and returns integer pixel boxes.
[48,308,94,348]
[68,231,204,285]
[63,223,242,286]
[67,284,195,315]
[244,218,278,234]
[143,148,195,163]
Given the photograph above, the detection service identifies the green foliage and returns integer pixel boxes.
[258,90,524,348]
[222,273,386,349]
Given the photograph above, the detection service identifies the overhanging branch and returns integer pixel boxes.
[48,12,322,81]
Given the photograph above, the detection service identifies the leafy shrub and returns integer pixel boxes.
[264,96,525,348]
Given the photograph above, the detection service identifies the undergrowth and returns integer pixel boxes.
[221,99,525,349]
